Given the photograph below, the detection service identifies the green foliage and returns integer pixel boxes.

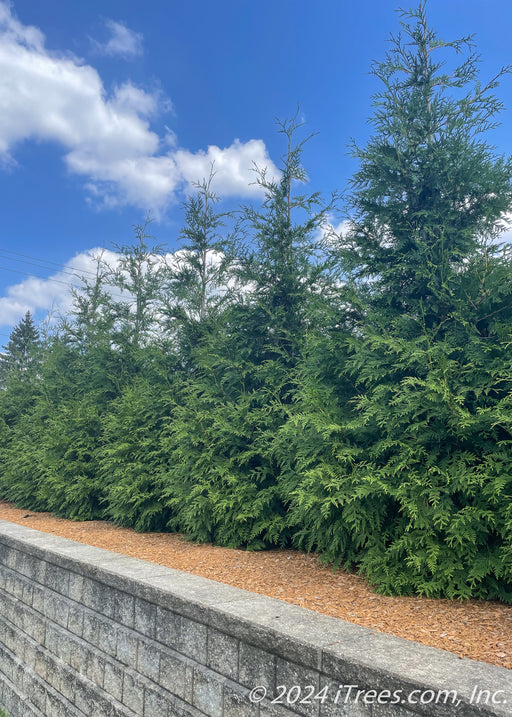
[100,365,175,532]
[0,311,41,392]
[342,1,512,328]
[282,3,512,601]
[2,2,512,604]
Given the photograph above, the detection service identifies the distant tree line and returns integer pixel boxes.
[2,3,512,601]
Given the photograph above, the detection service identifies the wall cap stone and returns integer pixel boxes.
[0,519,510,717]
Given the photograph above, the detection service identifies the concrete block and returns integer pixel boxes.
[122,669,144,713]
[134,597,157,639]
[43,562,70,597]
[22,609,47,645]
[69,636,90,674]
[143,685,170,717]
[86,650,106,688]
[82,610,101,645]
[223,681,259,717]
[114,591,135,629]
[73,677,94,714]
[207,627,239,680]
[137,639,161,681]
[259,700,297,717]
[155,606,180,648]
[104,659,125,702]
[318,677,371,717]
[91,579,117,620]
[28,678,47,712]
[67,602,84,637]
[43,591,69,627]
[116,627,139,667]
[239,642,276,693]
[45,688,71,717]
[68,572,85,603]
[192,666,225,717]
[177,616,208,663]
[31,584,46,614]
[21,640,38,670]
[94,614,118,655]
[159,649,194,702]
[34,648,50,681]
[22,580,34,607]
[43,622,61,657]
[275,658,320,717]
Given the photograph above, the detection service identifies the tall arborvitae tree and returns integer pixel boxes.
[110,215,167,356]
[99,178,237,532]
[286,2,512,601]
[160,119,338,548]
[343,1,512,329]
[0,311,46,508]
[161,171,240,360]
[239,115,337,365]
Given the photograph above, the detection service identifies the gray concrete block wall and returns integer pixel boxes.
[0,521,510,717]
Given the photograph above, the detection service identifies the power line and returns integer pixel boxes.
[0,265,141,303]
[0,249,103,279]
[0,265,80,288]
[0,253,93,281]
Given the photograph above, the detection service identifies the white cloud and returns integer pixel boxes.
[175,139,278,196]
[314,216,350,246]
[92,19,143,59]
[0,3,279,212]
[0,249,122,328]
[0,246,241,330]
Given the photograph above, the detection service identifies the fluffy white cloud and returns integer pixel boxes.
[0,3,278,211]
[92,19,143,59]
[0,249,122,328]
[0,247,240,330]
[175,139,278,196]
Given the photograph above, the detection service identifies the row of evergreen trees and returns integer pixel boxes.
[2,3,512,601]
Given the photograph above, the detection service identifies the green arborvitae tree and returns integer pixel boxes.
[0,311,45,509]
[161,171,240,361]
[239,115,338,365]
[110,215,167,357]
[98,178,237,532]
[343,1,512,328]
[160,119,338,548]
[285,2,512,601]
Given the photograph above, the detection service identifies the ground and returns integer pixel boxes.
[0,500,510,670]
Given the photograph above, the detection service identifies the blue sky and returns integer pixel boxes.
[1,0,512,336]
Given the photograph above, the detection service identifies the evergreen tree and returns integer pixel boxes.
[0,311,40,385]
[239,115,337,364]
[286,2,512,601]
[110,215,167,356]
[160,119,337,548]
[161,171,240,361]
[342,0,512,328]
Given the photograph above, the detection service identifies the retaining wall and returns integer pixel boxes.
[0,519,509,717]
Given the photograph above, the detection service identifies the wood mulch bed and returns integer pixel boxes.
[0,500,510,670]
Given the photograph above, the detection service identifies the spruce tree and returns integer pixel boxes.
[0,311,40,384]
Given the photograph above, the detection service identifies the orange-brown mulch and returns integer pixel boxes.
[0,501,510,670]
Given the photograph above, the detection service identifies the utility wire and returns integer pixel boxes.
[0,249,103,279]
[0,254,95,281]
[0,265,131,302]
[0,265,76,288]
